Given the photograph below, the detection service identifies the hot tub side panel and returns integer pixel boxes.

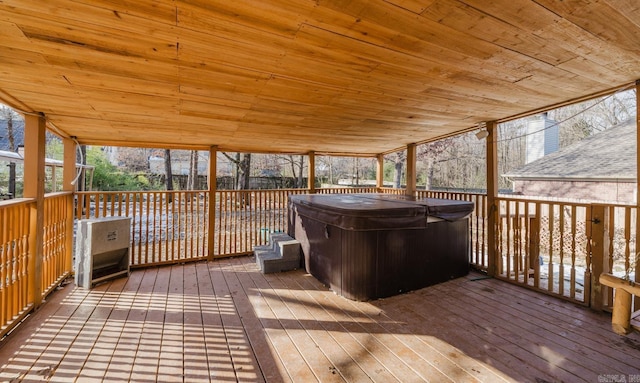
[373,220,469,299]
[341,229,378,301]
[375,228,425,298]
[291,209,343,295]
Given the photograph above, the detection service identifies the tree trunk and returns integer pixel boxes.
[297,155,304,188]
[236,153,251,190]
[8,162,16,198]
[328,157,333,185]
[7,117,15,151]
[238,153,251,205]
[4,109,17,198]
[288,155,297,187]
[164,149,173,202]
[79,145,87,191]
[188,150,198,190]
[394,152,405,188]
[354,157,359,186]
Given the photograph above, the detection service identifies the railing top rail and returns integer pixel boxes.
[497,195,592,208]
[0,197,36,208]
[497,193,638,208]
[45,191,74,198]
[75,190,211,195]
[421,190,487,197]
[76,188,320,195]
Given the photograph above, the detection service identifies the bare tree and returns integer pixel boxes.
[221,152,252,189]
[0,106,19,151]
[1,106,20,198]
[164,149,173,195]
[279,155,305,188]
[187,150,198,190]
[393,151,405,188]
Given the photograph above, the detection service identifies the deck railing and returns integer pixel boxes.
[493,197,638,307]
[76,191,210,266]
[215,189,310,256]
[2,187,638,337]
[494,197,593,305]
[42,192,74,296]
[0,198,33,336]
[1,192,74,338]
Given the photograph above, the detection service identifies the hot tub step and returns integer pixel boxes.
[254,233,301,273]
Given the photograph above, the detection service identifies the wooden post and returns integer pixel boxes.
[529,215,540,288]
[308,151,316,193]
[486,121,498,277]
[600,274,639,335]
[635,78,640,310]
[376,153,384,191]
[207,146,217,261]
[23,114,46,307]
[590,204,610,310]
[612,289,633,334]
[63,138,76,191]
[406,143,416,197]
[63,137,76,273]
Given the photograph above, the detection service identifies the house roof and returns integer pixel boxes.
[504,118,637,181]
[0,2,639,155]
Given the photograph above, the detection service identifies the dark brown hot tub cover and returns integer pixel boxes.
[289,193,473,231]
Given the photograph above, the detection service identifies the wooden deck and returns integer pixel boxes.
[1,256,639,383]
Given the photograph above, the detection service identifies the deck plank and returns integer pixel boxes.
[433,278,637,376]
[157,264,186,382]
[2,256,640,383]
[212,258,269,382]
[195,261,237,382]
[260,271,376,382]
[273,268,457,383]
[102,267,146,381]
[240,258,351,383]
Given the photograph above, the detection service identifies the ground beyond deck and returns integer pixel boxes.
[1,256,639,382]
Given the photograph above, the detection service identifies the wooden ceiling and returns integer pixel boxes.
[0,1,638,155]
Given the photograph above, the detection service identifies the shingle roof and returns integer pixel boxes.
[504,118,636,181]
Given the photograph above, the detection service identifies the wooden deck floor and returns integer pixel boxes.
[1,256,639,382]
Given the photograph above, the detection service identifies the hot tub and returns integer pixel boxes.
[288,194,474,301]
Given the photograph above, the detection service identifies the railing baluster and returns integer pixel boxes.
[624,207,631,278]
[570,205,577,300]
[548,203,555,293]
[559,204,566,296]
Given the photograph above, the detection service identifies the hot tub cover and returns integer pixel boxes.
[289,194,473,231]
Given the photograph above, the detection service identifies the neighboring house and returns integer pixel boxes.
[504,118,636,203]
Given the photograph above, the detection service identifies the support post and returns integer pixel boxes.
[207,146,217,261]
[612,289,633,334]
[63,137,76,272]
[376,154,384,191]
[63,137,77,191]
[23,114,46,307]
[590,204,610,310]
[635,78,640,310]
[406,143,416,197]
[600,274,639,334]
[308,151,316,193]
[486,121,499,277]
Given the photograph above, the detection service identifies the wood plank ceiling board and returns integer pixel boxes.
[384,0,436,15]
[0,0,639,155]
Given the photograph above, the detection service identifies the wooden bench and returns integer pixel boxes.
[599,273,640,335]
